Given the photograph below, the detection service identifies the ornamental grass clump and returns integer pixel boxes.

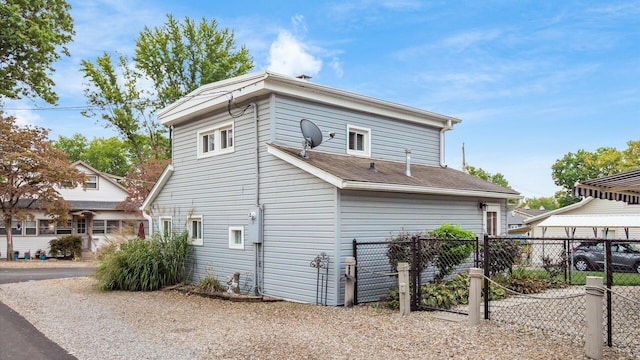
[95,231,192,291]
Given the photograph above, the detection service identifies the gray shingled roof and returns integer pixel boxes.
[67,201,122,210]
[271,144,520,197]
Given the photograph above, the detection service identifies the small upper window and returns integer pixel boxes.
[85,175,98,189]
[197,122,234,158]
[188,216,203,246]
[347,125,371,157]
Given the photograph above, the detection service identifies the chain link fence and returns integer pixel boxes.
[353,235,640,357]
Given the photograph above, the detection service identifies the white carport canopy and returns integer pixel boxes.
[538,214,640,238]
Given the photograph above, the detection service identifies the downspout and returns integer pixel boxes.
[439,119,453,167]
[142,211,153,237]
[250,102,265,296]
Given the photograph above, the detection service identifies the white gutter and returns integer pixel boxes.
[440,119,453,167]
[142,211,153,237]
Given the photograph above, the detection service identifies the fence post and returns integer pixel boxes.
[483,234,490,320]
[344,257,356,308]
[585,276,604,360]
[468,268,483,326]
[398,262,411,315]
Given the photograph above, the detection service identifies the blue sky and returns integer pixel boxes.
[4,0,639,199]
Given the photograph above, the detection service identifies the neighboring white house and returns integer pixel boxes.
[141,70,521,305]
[521,197,640,239]
[1,161,147,259]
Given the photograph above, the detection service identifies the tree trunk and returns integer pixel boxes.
[4,217,14,262]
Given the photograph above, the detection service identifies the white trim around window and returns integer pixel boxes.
[159,216,172,238]
[187,216,203,246]
[346,125,371,157]
[483,203,501,236]
[197,121,234,159]
[85,175,98,189]
[228,226,244,250]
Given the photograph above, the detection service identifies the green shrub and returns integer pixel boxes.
[197,274,226,293]
[386,224,476,281]
[95,230,192,291]
[428,224,476,281]
[49,235,82,258]
[482,238,523,275]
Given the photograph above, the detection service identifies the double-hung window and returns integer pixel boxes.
[197,121,234,158]
[159,217,172,238]
[347,125,371,157]
[93,220,105,234]
[39,220,55,235]
[85,175,98,189]
[187,216,203,245]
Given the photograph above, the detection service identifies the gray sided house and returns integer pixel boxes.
[142,71,520,305]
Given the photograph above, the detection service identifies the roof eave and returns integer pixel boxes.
[140,164,175,211]
[267,144,521,200]
[524,197,594,224]
[158,70,461,129]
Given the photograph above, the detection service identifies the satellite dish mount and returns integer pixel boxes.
[299,119,324,158]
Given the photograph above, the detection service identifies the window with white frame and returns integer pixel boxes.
[188,216,203,245]
[106,220,120,234]
[159,216,172,238]
[197,121,234,158]
[25,220,37,235]
[39,219,55,235]
[347,125,371,157]
[93,220,105,234]
[56,220,72,235]
[85,175,98,189]
[483,204,501,236]
[228,226,244,249]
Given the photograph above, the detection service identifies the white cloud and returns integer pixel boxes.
[267,30,322,77]
[329,57,344,78]
[3,100,42,127]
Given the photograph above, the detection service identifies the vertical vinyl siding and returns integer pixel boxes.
[259,154,338,304]
[272,95,441,165]
[150,97,272,287]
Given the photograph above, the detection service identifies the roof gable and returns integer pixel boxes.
[267,144,520,199]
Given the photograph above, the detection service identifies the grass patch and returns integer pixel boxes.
[523,268,640,286]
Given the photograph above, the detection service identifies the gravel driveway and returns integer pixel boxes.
[0,274,634,359]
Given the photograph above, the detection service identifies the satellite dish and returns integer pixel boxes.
[300,119,323,158]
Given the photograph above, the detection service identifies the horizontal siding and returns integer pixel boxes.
[337,191,502,304]
[151,98,272,287]
[272,95,441,165]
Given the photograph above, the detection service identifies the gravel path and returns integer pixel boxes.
[0,276,634,360]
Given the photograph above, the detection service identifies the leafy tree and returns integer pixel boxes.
[81,53,157,163]
[117,157,171,212]
[621,140,640,169]
[520,196,558,210]
[551,143,640,206]
[84,137,131,177]
[135,15,253,110]
[54,134,131,177]
[0,113,85,260]
[0,0,74,105]
[81,15,254,162]
[466,165,510,188]
[53,133,89,162]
